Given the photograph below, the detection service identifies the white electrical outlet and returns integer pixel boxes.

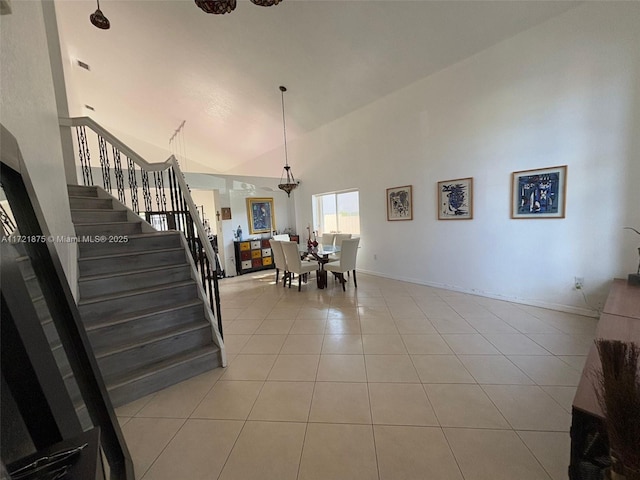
[574,277,584,289]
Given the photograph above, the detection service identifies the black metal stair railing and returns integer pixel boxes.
[61,117,224,340]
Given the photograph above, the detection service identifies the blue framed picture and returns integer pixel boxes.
[438,177,473,220]
[511,165,567,219]
[247,197,275,234]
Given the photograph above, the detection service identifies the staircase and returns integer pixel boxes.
[68,184,223,407]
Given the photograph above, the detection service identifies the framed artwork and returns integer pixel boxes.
[386,185,413,221]
[221,207,232,220]
[246,197,275,234]
[438,177,473,220]
[511,165,567,219]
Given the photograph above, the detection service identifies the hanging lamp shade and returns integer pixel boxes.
[250,0,281,6]
[90,0,110,29]
[195,0,236,14]
[277,86,299,198]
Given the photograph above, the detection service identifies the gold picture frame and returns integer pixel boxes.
[511,165,567,219]
[246,197,275,234]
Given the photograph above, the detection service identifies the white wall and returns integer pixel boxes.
[247,3,640,314]
[183,172,296,275]
[1,0,78,290]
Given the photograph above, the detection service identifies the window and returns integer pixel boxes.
[312,190,360,235]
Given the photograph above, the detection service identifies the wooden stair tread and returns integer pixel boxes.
[94,321,211,359]
[78,263,188,283]
[78,246,184,262]
[77,279,195,305]
[106,346,219,391]
[84,299,203,331]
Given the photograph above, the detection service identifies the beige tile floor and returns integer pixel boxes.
[116,272,598,480]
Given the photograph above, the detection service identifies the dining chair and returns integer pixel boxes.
[320,233,335,248]
[281,241,318,291]
[330,233,352,261]
[324,237,360,291]
[269,239,287,285]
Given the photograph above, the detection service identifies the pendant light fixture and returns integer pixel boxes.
[194,0,236,15]
[90,0,110,29]
[195,0,280,15]
[277,86,299,198]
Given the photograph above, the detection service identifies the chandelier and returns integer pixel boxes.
[195,0,281,15]
[277,86,300,198]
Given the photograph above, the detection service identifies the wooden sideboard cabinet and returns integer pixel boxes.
[569,279,640,479]
[234,239,274,275]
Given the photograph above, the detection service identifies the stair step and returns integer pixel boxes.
[79,246,187,277]
[97,323,213,381]
[69,196,114,210]
[78,231,182,257]
[75,221,142,236]
[86,300,205,351]
[78,280,199,323]
[68,185,99,197]
[79,264,192,298]
[71,209,127,224]
[107,346,221,407]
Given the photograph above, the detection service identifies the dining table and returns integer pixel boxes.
[299,244,340,289]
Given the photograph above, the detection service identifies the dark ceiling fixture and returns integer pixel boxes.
[90,0,110,29]
[195,0,281,15]
[277,86,299,198]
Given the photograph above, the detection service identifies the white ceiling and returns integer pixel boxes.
[55,0,579,176]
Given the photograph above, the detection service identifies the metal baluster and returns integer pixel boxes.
[198,239,207,302]
[167,166,178,231]
[172,168,184,234]
[158,170,167,212]
[174,170,187,236]
[98,135,111,192]
[127,158,139,214]
[141,170,152,214]
[1,203,17,237]
[76,126,93,186]
[213,263,223,339]
[113,147,125,204]
[153,171,161,212]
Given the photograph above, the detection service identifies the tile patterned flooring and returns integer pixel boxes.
[116,272,597,480]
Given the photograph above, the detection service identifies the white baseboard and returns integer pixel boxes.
[357,268,600,318]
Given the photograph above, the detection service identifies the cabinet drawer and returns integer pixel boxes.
[241,260,252,270]
[261,239,271,248]
[252,258,263,268]
[251,249,262,259]
[262,248,271,257]
[262,257,272,266]
[240,251,251,261]
[239,242,251,251]
[250,240,261,250]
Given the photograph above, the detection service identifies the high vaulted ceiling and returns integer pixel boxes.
[55,0,578,176]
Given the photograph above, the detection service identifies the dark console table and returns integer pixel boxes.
[569,279,640,479]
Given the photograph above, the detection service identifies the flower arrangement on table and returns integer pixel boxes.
[306,225,318,250]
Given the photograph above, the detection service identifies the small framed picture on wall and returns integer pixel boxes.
[511,165,567,219]
[437,177,473,220]
[386,185,413,221]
